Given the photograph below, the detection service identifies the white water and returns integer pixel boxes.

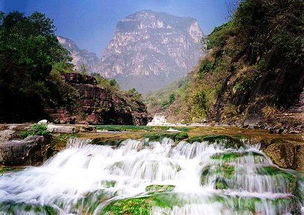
[0,138,302,214]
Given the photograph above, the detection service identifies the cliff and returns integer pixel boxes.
[46,73,150,125]
[94,10,205,94]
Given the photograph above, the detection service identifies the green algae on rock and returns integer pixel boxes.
[145,185,175,193]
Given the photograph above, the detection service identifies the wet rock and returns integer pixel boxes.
[0,129,15,143]
[0,136,53,166]
[47,124,78,134]
[78,125,96,132]
[264,139,304,170]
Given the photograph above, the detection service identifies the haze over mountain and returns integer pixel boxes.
[58,10,205,94]
[57,36,99,72]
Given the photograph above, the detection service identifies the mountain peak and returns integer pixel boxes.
[95,11,205,94]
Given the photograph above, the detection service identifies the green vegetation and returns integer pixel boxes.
[90,138,123,147]
[96,125,189,133]
[144,132,188,142]
[188,135,243,148]
[0,202,57,215]
[101,197,152,215]
[257,166,297,191]
[201,164,235,185]
[19,124,50,138]
[145,78,191,122]
[211,151,264,162]
[92,73,120,92]
[0,11,77,123]
[145,185,175,193]
[214,177,229,190]
[97,125,153,132]
[211,195,298,214]
[101,194,182,215]
[0,167,22,175]
[146,0,304,124]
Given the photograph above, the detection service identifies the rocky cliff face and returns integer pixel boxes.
[94,10,205,93]
[57,36,99,72]
[46,73,150,125]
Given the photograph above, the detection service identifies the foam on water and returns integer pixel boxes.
[0,137,302,214]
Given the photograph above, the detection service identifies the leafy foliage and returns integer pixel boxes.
[158,0,304,123]
[20,124,50,138]
[0,11,73,122]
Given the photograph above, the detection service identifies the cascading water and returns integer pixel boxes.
[0,137,303,214]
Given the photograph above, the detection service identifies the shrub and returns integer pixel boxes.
[20,124,50,138]
[198,60,213,79]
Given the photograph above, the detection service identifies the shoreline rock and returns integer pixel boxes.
[0,135,53,166]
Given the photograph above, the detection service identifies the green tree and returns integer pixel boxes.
[128,88,142,100]
[0,11,71,122]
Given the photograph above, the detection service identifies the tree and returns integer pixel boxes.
[0,11,71,122]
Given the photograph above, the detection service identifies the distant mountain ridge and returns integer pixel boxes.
[57,36,99,72]
[57,10,205,94]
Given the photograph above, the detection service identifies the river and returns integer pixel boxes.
[0,136,303,214]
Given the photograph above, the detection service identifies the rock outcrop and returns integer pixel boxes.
[94,10,205,93]
[0,135,52,166]
[46,73,150,125]
[263,139,304,171]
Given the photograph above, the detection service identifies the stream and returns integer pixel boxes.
[0,137,303,214]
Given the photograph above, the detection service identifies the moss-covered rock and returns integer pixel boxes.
[201,164,235,186]
[257,166,297,193]
[100,193,183,215]
[0,202,58,215]
[76,190,112,214]
[214,178,229,190]
[211,195,299,214]
[188,135,243,148]
[210,151,265,163]
[145,185,175,193]
[90,138,123,147]
[144,132,188,142]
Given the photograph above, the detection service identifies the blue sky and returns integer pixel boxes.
[0,0,236,56]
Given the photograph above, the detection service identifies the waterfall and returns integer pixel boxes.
[0,137,302,214]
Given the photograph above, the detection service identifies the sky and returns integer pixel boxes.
[0,0,237,56]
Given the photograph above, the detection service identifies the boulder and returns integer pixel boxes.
[0,129,15,143]
[0,136,52,166]
[47,124,78,134]
[264,139,304,171]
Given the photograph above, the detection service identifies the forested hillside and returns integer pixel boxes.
[0,12,149,124]
[149,0,304,129]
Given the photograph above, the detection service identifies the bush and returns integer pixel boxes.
[198,60,213,79]
[20,124,50,138]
